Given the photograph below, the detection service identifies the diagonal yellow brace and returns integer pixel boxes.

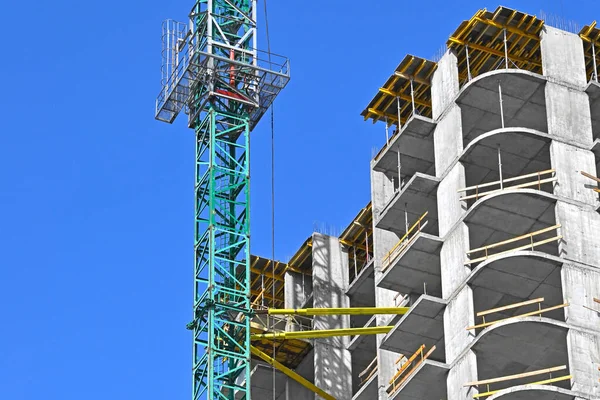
[256,307,409,316]
[251,326,394,340]
[250,345,336,400]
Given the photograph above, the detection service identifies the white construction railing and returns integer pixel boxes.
[466,297,569,330]
[382,211,429,271]
[465,224,562,265]
[458,169,556,201]
[464,365,572,398]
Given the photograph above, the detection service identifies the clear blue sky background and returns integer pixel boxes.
[0,0,594,398]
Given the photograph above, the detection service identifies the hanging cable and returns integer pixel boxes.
[261,0,277,399]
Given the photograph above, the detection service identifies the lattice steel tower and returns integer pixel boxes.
[154,1,289,399]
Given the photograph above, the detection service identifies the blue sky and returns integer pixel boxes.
[0,0,595,398]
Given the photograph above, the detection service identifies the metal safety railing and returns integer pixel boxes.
[359,357,378,387]
[581,171,600,193]
[466,297,569,330]
[387,344,436,396]
[465,224,562,265]
[464,365,572,398]
[382,211,429,271]
[458,169,557,202]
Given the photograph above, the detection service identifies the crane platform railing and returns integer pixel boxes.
[465,224,562,265]
[464,365,571,398]
[382,211,429,271]
[457,169,556,202]
[466,297,569,330]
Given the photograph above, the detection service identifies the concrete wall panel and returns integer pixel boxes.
[546,83,593,146]
[541,26,587,87]
[432,50,460,120]
[555,203,600,267]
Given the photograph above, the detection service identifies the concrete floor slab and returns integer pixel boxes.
[460,127,552,188]
[352,370,378,400]
[381,295,446,362]
[486,385,576,400]
[376,173,440,236]
[372,115,436,180]
[377,233,443,297]
[586,80,600,140]
[348,315,377,352]
[456,70,548,145]
[463,189,557,251]
[388,360,449,400]
[469,251,563,311]
[471,317,569,381]
[346,260,375,305]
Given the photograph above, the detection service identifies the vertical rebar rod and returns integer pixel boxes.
[410,79,416,116]
[396,96,402,131]
[397,150,402,188]
[592,41,598,82]
[503,28,509,69]
[498,146,503,190]
[365,230,369,263]
[353,246,358,279]
[465,45,472,81]
[385,118,389,144]
[498,82,505,129]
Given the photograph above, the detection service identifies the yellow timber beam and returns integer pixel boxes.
[250,345,336,400]
[256,307,409,316]
[251,326,393,340]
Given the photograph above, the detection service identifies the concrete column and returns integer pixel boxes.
[432,49,478,399]
[431,50,460,120]
[561,264,600,331]
[370,166,402,398]
[566,329,600,396]
[541,25,588,88]
[433,105,463,176]
[447,351,478,400]
[284,270,312,331]
[555,203,600,268]
[550,141,598,205]
[311,233,352,399]
[545,84,594,147]
[443,286,476,362]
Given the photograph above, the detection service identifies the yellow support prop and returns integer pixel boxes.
[258,307,409,316]
[250,345,336,400]
[251,326,393,340]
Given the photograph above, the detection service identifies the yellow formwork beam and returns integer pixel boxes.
[251,326,394,340]
[250,345,336,400]
[257,307,409,316]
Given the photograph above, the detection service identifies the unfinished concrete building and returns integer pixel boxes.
[247,7,600,400]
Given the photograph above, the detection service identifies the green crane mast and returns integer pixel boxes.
[154,1,289,399]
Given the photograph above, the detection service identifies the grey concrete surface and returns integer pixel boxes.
[346,259,375,306]
[311,233,352,399]
[456,70,548,144]
[377,232,443,297]
[352,371,378,400]
[388,360,449,400]
[372,115,436,181]
[587,81,600,140]
[381,294,446,362]
[375,172,440,236]
[541,26,588,88]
